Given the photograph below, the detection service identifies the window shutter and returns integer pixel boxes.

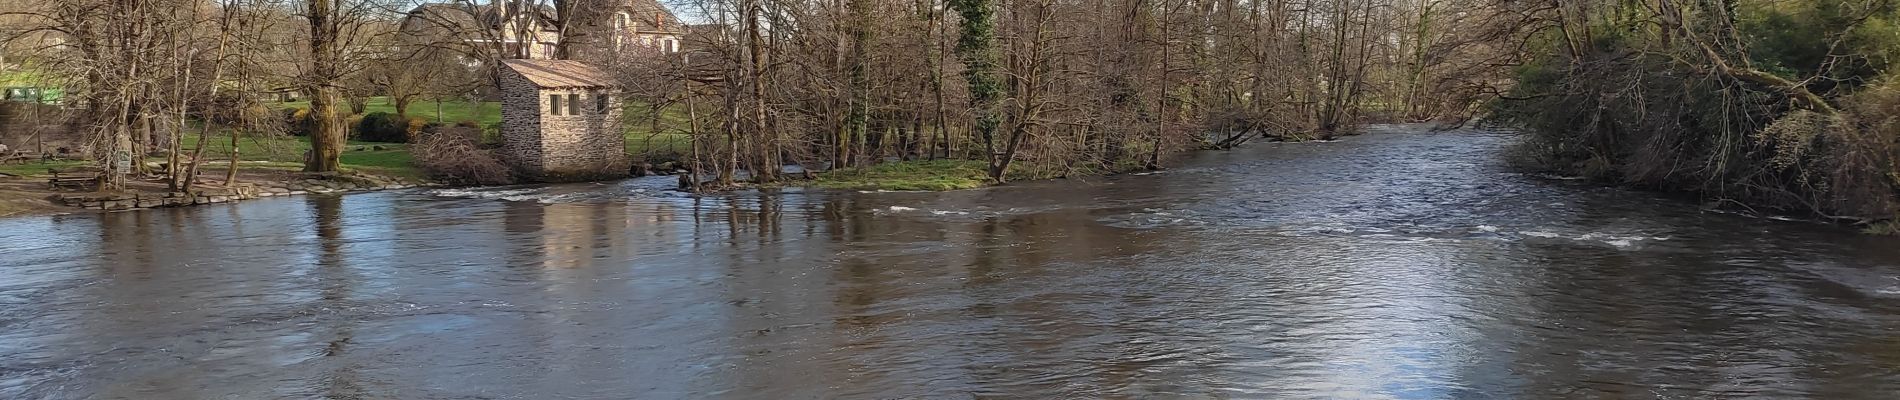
[568,93,581,115]
[550,94,562,116]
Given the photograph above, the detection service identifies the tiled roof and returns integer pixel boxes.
[407,2,556,31]
[625,0,686,34]
[501,59,618,88]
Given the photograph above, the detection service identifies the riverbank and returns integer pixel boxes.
[0,126,1363,217]
[811,160,1000,191]
[795,158,1153,192]
[0,160,428,218]
[801,130,1376,192]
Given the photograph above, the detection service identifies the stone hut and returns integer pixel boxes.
[498,59,629,181]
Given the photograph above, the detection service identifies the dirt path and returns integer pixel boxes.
[0,179,75,218]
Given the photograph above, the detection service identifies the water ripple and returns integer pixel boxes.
[2,129,1899,398]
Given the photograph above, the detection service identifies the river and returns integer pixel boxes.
[4,127,1900,399]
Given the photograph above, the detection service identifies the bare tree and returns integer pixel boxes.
[293,0,396,172]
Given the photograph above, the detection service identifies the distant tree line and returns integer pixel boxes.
[616,0,1527,187]
[3,0,1605,192]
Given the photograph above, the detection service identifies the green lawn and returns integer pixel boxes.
[340,150,418,177]
[815,159,997,191]
[625,132,692,159]
[621,101,694,157]
[12,96,705,180]
[0,160,87,177]
[1,149,415,179]
[181,130,402,159]
[173,131,418,176]
[279,97,503,126]
[277,96,696,159]
[0,66,53,87]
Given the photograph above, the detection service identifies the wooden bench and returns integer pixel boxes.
[47,167,101,191]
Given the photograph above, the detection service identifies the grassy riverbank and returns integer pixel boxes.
[0,156,426,218]
[813,160,998,191]
[808,157,1140,192]
[280,97,503,127]
[170,132,420,177]
[0,96,699,217]
[0,136,420,218]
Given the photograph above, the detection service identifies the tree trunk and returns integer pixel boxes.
[305,0,345,173]
[185,4,233,191]
[224,131,241,186]
[844,0,873,168]
[685,81,703,192]
[743,1,776,182]
[394,96,412,117]
[948,0,1004,180]
[924,2,950,160]
[168,3,192,191]
[1150,0,1170,170]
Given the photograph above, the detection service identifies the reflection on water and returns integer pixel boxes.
[5,130,1900,398]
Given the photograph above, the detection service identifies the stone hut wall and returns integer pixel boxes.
[538,89,628,180]
[498,71,544,174]
[497,68,629,182]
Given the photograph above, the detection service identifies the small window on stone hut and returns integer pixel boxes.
[568,93,581,115]
[550,94,562,116]
[596,92,610,113]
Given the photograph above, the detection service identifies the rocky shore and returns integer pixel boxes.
[52,173,428,211]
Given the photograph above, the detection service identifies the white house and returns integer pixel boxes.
[400,0,687,61]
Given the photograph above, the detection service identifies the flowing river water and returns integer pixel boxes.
[5,127,1900,399]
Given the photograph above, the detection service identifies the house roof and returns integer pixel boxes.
[501,59,617,88]
[404,2,558,33]
[623,0,686,34]
[683,23,725,38]
[405,3,479,31]
[406,1,682,34]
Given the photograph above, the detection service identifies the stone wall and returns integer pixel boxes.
[538,89,628,181]
[498,71,545,174]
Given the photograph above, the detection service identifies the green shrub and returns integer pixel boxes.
[356,112,410,143]
[1492,2,1900,222]
[283,108,314,136]
[481,122,503,146]
[345,114,367,139]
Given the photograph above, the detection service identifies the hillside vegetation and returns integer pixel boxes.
[1495,0,1900,225]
